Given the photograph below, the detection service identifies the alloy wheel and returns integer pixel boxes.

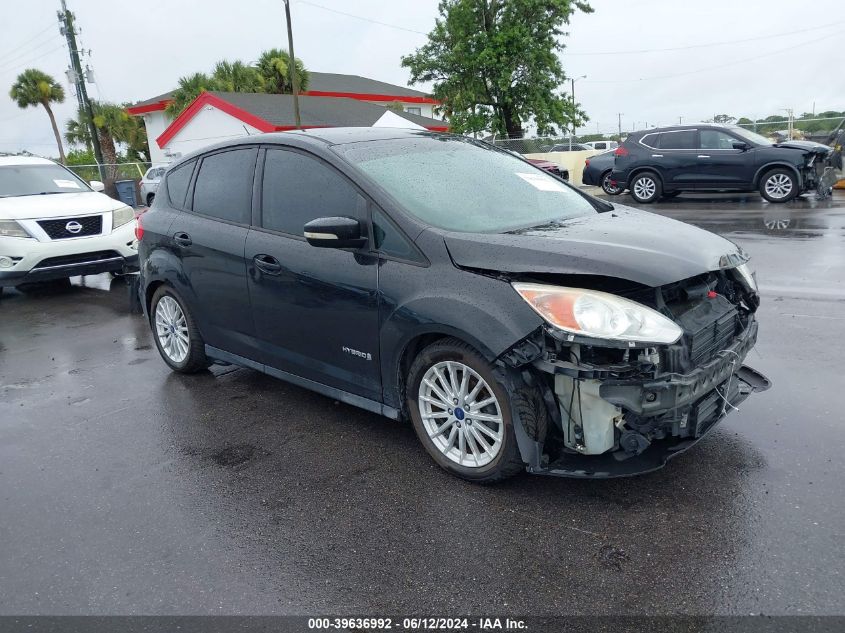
[764,173,793,199]
[602,174,622,195]
[418,360,504,468]
[155,295,190,363]
[633,176,656,200]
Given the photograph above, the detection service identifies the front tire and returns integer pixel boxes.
[629,171,662,203]
[150,286,209,373]
[146,193,155,206]
[600,171,623,195]
[406,338,525,483]
[760,168,798,203]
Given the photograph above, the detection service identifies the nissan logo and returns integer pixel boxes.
[65,220,83,234]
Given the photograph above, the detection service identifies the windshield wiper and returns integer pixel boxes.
[13,191,75,197]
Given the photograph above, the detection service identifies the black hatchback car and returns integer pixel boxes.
[139,128,769,482]
[610,124,838,204]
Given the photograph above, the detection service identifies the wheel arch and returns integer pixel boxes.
[627,166,665,188]
[391,326,499,420]
[753,162,802,188]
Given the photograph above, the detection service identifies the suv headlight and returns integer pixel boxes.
[112,205,135,229]
[734,262,758,293]
[0,219,32,238]
[512,282,683,344]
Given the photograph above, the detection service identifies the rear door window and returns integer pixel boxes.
[191,148,257,224]
[658,131,696,150]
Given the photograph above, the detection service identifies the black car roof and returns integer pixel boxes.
[631,123,736,137]
[165,127,454,170]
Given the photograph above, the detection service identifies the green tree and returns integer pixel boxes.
[713,114,736,124]
[9,68,66,163]
[212,60,265,93]
[165,72,221,118]
[401,0,592,138]
[65,105,93,152]
[255,48,309,94]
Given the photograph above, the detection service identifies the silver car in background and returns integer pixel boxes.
[139,166,167,206]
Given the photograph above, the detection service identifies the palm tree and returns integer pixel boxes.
[165,72,220,118]
[9,68,66,163]
[256,49,309,94]
[65,106,92,152]
[212,60,265,93]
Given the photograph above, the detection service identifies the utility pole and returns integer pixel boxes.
[58,0,104,181]
[617,113,623,139]
[678,116,683,125]
[569,75,586,151]
[283,0,301,129]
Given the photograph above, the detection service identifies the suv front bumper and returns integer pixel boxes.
[0,221,138,286]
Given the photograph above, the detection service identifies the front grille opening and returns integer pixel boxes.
[37,215,103,239]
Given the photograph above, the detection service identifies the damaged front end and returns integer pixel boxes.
[779,140,841,197]
[499,267,771,478]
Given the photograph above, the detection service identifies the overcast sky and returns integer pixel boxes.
[1,0,842,156]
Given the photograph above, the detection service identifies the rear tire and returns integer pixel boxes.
[629,171,662,203]
[150,285,209,373]
[759,168,798,203]
[406,338,525,483]
[600,171,623,195]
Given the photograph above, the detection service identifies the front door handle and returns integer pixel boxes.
[697,155,711,159]
[651,154,663,158]
[173,232,192,246]
[253,254,283,275]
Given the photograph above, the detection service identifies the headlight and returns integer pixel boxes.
[512,282,683,344]
[0,219,32,238]
[112,206,135,229]
[734,262,758,293]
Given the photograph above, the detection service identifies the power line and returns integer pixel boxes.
[566,19,845,55]
[0,43,67,76]
[0,36,63,66]
[0,22,57,61]
[296,0,427,35]
[582,30,842,83]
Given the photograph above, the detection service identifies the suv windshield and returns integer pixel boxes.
[0,164,90,197]
[335,136,596,233]
[730,127,773,147]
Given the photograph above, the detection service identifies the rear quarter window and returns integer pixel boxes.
[165,160,195,208]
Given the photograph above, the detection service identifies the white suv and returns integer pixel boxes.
[0,156,139,294]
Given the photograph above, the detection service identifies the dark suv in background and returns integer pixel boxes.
[610,124,838,204]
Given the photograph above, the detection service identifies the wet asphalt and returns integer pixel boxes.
[0,191,843,616]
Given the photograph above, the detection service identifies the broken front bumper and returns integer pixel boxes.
[513,321,771,478]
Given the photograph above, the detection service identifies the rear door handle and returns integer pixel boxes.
[253,254,283,275]
[173,232,192,246]
[697,155,710,159]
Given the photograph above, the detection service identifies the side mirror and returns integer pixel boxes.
[732,142,749,151]
[89,180,105,192]
[304,216,366,249]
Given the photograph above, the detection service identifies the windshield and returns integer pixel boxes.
[335,135,596,233]
[730,127,773,147]
[0,164,90,197]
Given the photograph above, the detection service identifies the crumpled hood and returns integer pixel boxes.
[774,140,832,154]
[0,191,125,220]
[443,205,747,287]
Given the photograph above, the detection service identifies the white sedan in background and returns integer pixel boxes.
[139,166,167,207]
